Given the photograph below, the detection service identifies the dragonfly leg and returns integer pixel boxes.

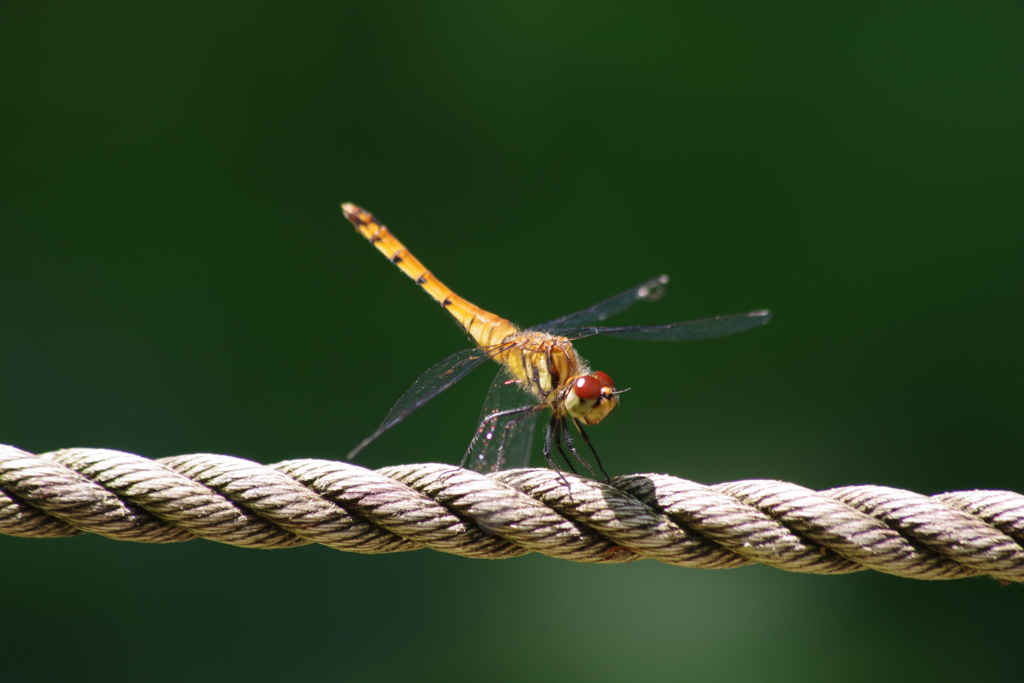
[560,417,598,480]
[543,418,555,461]
[544,417,578,474]
[572,419,611,482]
[541,417,574,489]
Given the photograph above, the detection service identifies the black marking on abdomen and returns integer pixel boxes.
[415,273,428,285]
[390,251,404,264]
[441,297,452,308]
[369,231,383,244]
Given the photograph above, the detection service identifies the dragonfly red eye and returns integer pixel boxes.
[593,371,614,389]
[573,375,602,401]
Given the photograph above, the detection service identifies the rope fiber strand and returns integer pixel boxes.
[2,444,1022,584]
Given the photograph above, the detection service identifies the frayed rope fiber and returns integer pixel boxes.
[2,444,1022,583]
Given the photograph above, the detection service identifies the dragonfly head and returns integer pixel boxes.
[565,371,619,425]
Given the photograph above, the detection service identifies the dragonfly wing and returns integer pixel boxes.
[348,346,503,459]
[559,309,772,342]
[463,369,542,473]
[532,275,670,333]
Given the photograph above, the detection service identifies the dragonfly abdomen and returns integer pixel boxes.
[343,203,518,348]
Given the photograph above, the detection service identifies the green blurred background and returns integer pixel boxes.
[2,2,1022,681]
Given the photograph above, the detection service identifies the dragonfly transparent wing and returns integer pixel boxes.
[532,275,670,333]
[462,368,542,473]
[559,309,772,342]
[348,345,505,459]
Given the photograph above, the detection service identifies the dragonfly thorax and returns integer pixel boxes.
[498,332,619,424]
[498,331,583,400]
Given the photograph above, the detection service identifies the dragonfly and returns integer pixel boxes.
[342,203,771,479]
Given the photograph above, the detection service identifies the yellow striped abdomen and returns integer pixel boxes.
[343,203,518,349]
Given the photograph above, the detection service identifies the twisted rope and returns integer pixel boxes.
[2,443,1022,583]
